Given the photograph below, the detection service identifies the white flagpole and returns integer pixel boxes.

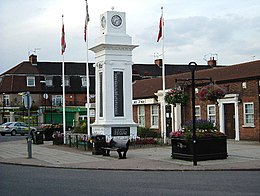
[61,15,66,144]
[85,0,90,137]
[62,55,66,144]
[161,7,167,144]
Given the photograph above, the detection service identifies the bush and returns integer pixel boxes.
[73,121,87,134]
[137,127,160,138]
[183,119,217,131]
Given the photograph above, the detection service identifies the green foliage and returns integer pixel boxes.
[73,121,87,134]
[165,88,188,105]
[183,119,217,131]
[137,127,160,138]
[170,119,225,139]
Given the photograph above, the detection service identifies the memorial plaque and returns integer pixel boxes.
[114,71,124,116]
[99,72,103,117]
[111,127,130,136]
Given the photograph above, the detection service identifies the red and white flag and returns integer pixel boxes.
[84,0,90,42]
[61,16,66,55]
[157,9,163,42]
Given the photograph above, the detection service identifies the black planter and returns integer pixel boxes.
[44,128,63,141]
[53,138,64,145]
[171,136,228,161]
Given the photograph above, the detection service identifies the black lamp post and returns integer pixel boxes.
[40,80,48,124]
[188,62,197,166]
[2,93,5,123]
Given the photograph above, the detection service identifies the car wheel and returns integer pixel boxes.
[11,130,16,136]
[1,133,5,136]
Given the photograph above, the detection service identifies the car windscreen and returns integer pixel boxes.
[2,122,12,126]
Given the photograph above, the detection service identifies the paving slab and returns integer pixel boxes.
[0,139,259,171]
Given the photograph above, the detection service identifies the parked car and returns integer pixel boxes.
[0,122,37,136]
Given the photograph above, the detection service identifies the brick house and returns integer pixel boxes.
[0,55,212,126]
[133,60,260,141]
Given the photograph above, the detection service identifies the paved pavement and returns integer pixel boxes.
[0,139,260,171]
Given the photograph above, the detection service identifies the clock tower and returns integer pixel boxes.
[90,10,138,139]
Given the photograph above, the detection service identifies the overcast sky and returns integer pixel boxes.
[0,0,260,74]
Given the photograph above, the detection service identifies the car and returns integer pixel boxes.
[0,122,37,136]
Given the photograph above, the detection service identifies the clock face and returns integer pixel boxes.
[101,16,106,29]
[111,15,122,27]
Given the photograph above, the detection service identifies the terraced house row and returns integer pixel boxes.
[0,55,259,141]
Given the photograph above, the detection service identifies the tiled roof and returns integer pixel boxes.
[1,61,95,75]
[133,60,260,99]
[132,63,211,77]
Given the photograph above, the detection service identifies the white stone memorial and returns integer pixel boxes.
[90,10,138,139]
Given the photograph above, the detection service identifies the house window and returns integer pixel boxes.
[195,105,201,120]
[81,77,87,87]
[45,76,53,86]
[65,76,70,86]
[242,82,247,89]
[27,76,35,87]
[3,94,10,106]
[52,95,63,106]
[151,105,158,128]
[244,102,254,126]
[138,105,145,127]
[207,105,216,125]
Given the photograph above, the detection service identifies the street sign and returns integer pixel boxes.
[23,94,32,109]
[43,93,48,99]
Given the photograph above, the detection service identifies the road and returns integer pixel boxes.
[0,164,259,196]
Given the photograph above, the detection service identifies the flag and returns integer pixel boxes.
[157,7,164,42]
[61,16,66,55]
[84,0,90,42]
[157,15,163,42]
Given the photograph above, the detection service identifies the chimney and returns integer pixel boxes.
[29,54,37,66]
[154,59,162,68]
[207,57,217,67]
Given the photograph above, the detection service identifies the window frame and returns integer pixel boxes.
[138,105,145,127]
[150,105,159,128]
[195,105,201,120]
[207,105,216,125]
[45,76,53,87]
[27,76,35,87]
[3,94,10,106]
[243,102,254,127]
[81,76,88,87]
[65,76,70,86]
[52,95,63,106]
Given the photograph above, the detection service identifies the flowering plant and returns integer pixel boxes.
[52,131,64,145]
[79,135,92,143]
[165,88,188,105]
[52,131,64,139]
[169,119,225,139]
[198,84,226,103]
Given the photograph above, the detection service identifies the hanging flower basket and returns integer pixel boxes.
[198,83,226,103]
[165,88,188,105]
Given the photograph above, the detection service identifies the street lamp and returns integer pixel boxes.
[40,80,47,123]
[18,91,32,158]
[188,62,198,166]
